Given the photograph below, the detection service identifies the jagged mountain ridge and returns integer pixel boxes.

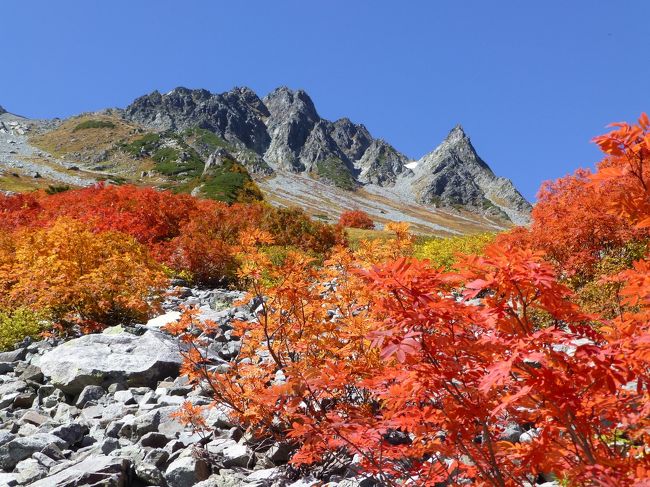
[125,86,531,223]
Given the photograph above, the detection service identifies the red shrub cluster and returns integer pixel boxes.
[0,184,344,286]
[338,209,375,229]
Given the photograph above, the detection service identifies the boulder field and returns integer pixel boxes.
[0,287,371,487]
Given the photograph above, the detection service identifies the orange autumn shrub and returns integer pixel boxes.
[0,186,344,285]
[338,209,375,229]
[169,116,650,486]
[0,218,166,329]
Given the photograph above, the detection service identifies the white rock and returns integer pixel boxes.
[39,330,183,394]
[146,310,181,330]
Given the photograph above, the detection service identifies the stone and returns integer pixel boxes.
[107,382,127,394]
[0,433,67,470]
[164,455,210,487]
[135,462,166,485]
[139,431,169,448]
[43,389,66,409]
[0,363,14,374]
[30,455,131,487]
[99,437,120,455]
[12,391,37,409]
[145,310,181,330]
[75,384,105,407]
[0,473,18,486]
[0,392,20,409]
[144,448,169,469]
[39,330,183,394]
[51,423,86,447]
[15,458,48,484]
[32,451,58,468]
[500,423,523,443]
[20,410,50,426]
[0,348,27,362]
[222,442,254,468]
[119,410,161,440]
[39,443,66,461]
[0,431,15,448]
[265,441,292,465]
[520,429,540,443]
[113,389,136,405]
[105,420,123,438]
[247,467,282,482]
[17,363,44,382]
[53,402,79,422]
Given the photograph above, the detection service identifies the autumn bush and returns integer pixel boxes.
[338,209,375,229]
[0,185,344,286]
[0,218,167,331]
[414,231,496,270]
[169,115,650,485]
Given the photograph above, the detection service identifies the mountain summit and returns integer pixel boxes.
[125,86,531,223]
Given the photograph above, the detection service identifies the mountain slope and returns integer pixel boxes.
[1,85,531,234]
[124,86,531,224]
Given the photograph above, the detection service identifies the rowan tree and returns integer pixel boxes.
[339,209,375,229]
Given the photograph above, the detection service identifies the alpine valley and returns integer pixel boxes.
[0,87,531,235]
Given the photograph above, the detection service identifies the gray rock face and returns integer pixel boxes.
[165,455,210,487]
[0,434,67,470]
[126,86,270,154]
[357,139,411,185]
[124,86,530,221]
[29,455,131,487]
[404,125,532,224]
[39,330,183,394]
[263,87,320,171]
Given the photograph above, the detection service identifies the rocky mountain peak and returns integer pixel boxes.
[123,85,530,223]
[263,86,318,121]
[0,105,6,115]
[445,124,469,143]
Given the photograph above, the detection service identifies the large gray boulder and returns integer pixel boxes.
[39,331,183,394]
[29,455,131,487]
[0,433,68,470]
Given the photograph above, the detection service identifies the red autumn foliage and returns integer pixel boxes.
[169,116,650,485]
[338,209,375,229]
[0,185,344,285]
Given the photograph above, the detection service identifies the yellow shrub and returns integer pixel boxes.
[414,232,496,270]
[0,218,167,329]
[0,308,47,351]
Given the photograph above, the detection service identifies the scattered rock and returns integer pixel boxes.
[75,384,105,408]
[30,455,131,487]
[164,454,211,487]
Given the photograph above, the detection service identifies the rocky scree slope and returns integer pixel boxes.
[125,86,531,224]
[0,287,379,487]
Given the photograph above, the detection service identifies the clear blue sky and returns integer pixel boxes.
[2,1,649,201]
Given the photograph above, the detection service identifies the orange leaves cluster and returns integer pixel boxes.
[172,116,650,485]
[338,209,375,229]
[0,218,166,330]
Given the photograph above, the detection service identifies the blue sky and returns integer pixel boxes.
[2,1,649,201]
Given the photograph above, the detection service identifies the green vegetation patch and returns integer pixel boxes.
[73,119,116,132]
[120,133,162,157]
[183,127,232,155]
[315,158,357,191]
[120,132,204,178]
[0,308,48,351]
[199,157,263,203]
